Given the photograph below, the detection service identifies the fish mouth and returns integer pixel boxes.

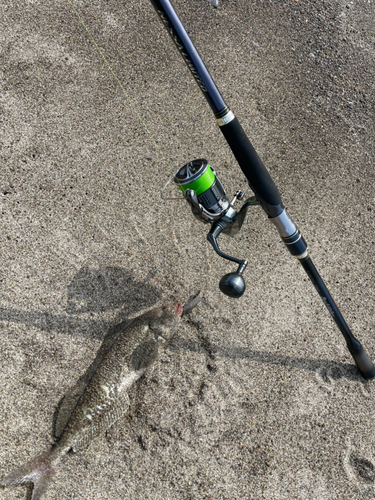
[175,303,184,317]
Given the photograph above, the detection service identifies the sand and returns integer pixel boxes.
[0,0,374,498]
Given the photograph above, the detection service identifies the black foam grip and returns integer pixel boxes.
[220,117,282,216]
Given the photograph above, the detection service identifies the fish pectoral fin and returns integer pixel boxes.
[129,337,159,371]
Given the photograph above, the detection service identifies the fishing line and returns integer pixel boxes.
[64,0,197,201]
[65,0,169,167]
[64,0,213,282]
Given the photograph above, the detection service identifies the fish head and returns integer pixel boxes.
[150,303,183,342]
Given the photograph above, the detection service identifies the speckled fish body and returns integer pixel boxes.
[1,301,188,499]
[59,305,181,453]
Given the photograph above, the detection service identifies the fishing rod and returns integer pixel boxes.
[149,0,375,380]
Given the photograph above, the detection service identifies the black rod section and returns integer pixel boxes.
[149,0,283,217]
[149,0,226,114]
[300,257,375,379]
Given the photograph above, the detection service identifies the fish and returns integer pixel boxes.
[1,293,200,500]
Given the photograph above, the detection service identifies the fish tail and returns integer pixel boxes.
[1,446,61,500]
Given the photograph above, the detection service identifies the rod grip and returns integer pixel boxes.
[220,117,282,217]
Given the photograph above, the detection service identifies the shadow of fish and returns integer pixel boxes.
[1,294,200,499]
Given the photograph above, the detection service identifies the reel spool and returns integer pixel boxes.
[173,159,260,298]
[174,159,229,222]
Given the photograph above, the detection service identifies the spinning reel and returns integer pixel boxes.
[174,159,260,298]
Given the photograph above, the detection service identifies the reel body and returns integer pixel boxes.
[174,159,259,297]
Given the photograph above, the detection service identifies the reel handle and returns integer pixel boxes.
[207,222,247,298]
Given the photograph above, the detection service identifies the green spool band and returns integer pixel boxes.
[176,165,215,196]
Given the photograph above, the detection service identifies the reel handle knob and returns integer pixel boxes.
[219,272,246,298]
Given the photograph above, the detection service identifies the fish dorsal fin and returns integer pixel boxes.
[53,319,134,440]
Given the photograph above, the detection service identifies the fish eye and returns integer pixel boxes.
[163,307,169,313]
